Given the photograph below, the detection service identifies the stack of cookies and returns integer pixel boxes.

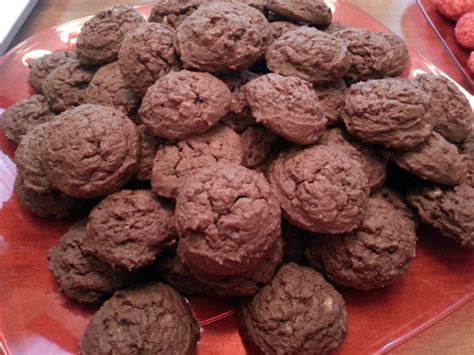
[1,1,472,354]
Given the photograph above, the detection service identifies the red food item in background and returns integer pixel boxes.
[468,51,474,73]
[437,0,474,21]
[455,12,474,49]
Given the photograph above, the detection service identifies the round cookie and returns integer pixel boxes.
[28,50,77,94]
[80,282,200,355]
[84,62,140,116]
[245,73,327,145]
[387,132,467,186]
[149,0,201,28]
[266,27,350,85]
[14,175,84,219]
[1,95,55,144]
[175,2,272,72]
[175,163,281,277]
[136,125,162,181]
[320,127,388,192]
[342,78,433,150]
[313,79,347,126]
[151,125,242,199]
[240,263,347,355]
[76,4,145,65]
[240,125,279,169]
[381,32,410,77]
[310,195,417,290]
[40,104,140,199]
[118,23,179,96]
[48,220,131,303]
[266,0,332,26]
[406,183,474,248]
[269,21,299,42]
[374,187,419,227]
[42,59,96,112]
[139,70,232,140]
[267,144,370,234]
[415,74,472,143]
[334,28,394,81]
[85,190,175,271]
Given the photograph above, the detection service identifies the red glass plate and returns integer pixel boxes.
[417,0,474,89]
[1,2,473,354]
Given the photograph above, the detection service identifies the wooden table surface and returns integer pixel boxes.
[7,1,474,354]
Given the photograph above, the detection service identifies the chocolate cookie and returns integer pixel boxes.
[245,73,326,144]
[382,32,410,77]
[76,4,145,65]
[311,195,417,290]
[80,282,200,355]
[374,187,419,227]
[266,27,350,84]
[84,62,140,117]
[266,0,332,25]
[387,132,467,186]
[136,125,162,181]
[415,74,472,143]
[85,190,175,271]
[269,21,299,42]
[14,174,84,218]
[118,23,179,96]
[42,59,96,112]
[342,78,433,150]
[240,263,347,355]
[240,125,279,169]
[313,79,347,126]
[48,220,130,303]
[267,144,369,234]
[320,127,388,192]
[151,125,242,199]
[40,104,140,198]
[175,163,281,277]
[139,70,232,140]
[175,2,271,72]
[1,95,55,144]
[334,28,394,81]
[28,50,77,94]
[406,183,474,248]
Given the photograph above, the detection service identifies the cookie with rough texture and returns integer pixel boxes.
[314,79,347,126]
[334,28,394,81]
[266,0,332,25]
[269,21,299,42]
[320,127,388,192]
[136,125,162,181]
[1,95,55,144]
[40,104,140,198]
[85,62,140,116]
[76,4,145,65]
[175,2,271,72]
[406,183,474,248]
[387,132,467,186]
[176,163,281,277]
[48,220,130,303]
[374,187,419,227]
[85,190,175,271]
[415,74,472,143]
[139,70,232,140]
[342,78,433,150]
[118,23,179,96]
[151,125,242,199]
[310,195,417,290]
[266,27,350,84]
[42,59,96,112]
[240,263,347,355]
[149,0,201,28]
[267,144,369,234]
[28,50,77,94]
[80,282,199,355]
[245,73,326,144]
[240,125,279,169]
[14,175,84,218]
[381,32,410,77]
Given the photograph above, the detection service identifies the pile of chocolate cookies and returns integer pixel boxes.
[1,1,473,354]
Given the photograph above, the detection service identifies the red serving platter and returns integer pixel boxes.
[417,0,474,88]
[1,2,474,355]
